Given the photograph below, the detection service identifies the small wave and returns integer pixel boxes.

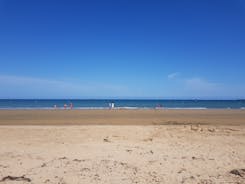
[165,107,208,110]
[116,107,151,109]
[75,107,109,110]
[0,107,54,110]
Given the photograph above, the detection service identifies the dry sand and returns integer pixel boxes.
[0,110,245,183]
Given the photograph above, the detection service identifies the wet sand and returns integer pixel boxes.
[0,109,245,125]
[0,110,245,183]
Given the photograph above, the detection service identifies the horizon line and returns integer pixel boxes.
[0,98,244,101]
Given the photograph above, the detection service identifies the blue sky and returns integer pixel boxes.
[0,0,245,99]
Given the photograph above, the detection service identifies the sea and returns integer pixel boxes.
[0,99,244,110]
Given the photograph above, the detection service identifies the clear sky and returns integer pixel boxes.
[0,0,245,99]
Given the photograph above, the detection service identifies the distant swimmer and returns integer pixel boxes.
[156,104,163,109]
[64,104,67,110]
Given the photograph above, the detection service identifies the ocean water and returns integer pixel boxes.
[0,99,245,109]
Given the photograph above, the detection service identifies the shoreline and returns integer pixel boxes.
[0,105,244,110]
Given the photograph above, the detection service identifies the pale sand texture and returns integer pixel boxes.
[0,110,245,183]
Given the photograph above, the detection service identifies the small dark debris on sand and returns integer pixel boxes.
[73,159,82,162]
[143,138,153,142]
[0,165,8,168]
[59,156,68,160]
[208,128,215,132]
[103,138,110,142]
[41,163,47,167]
[230,169,245,177]
[0,175,31,182]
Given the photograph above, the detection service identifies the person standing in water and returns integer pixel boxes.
[109,102,115,109]
[64,104,67,110]
[70,103,73,110]
[111,102,115,109]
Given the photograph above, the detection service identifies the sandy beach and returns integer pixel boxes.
[0,110,245,183]
[0,109,245,126]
